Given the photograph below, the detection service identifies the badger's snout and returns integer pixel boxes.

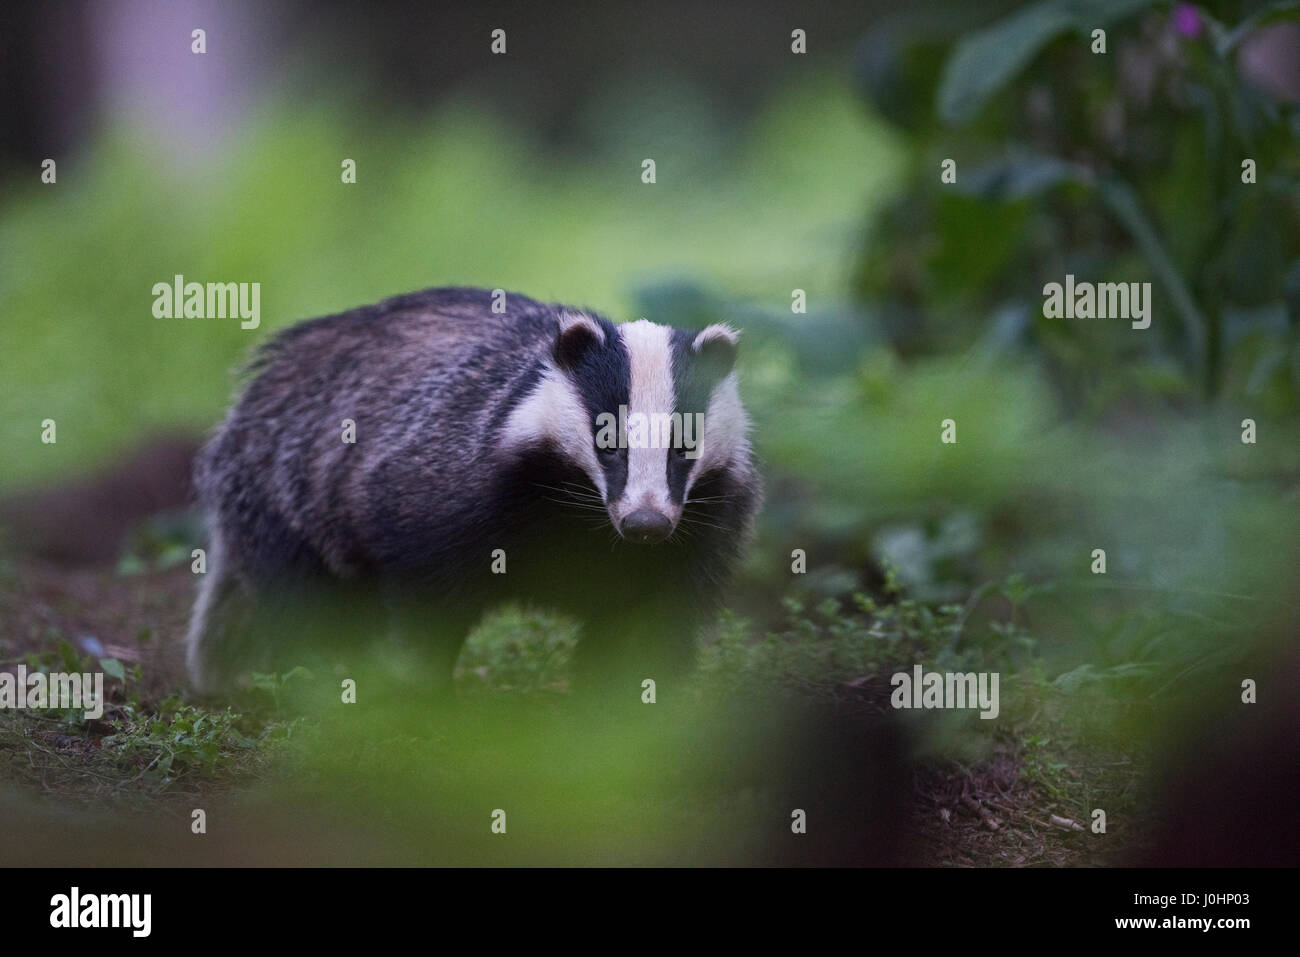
[619,508,673,544]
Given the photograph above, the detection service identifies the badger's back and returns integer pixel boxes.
[196,288,563,583]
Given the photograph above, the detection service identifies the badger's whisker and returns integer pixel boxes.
[539,494,603,509]
[534,482,604,503]
[677,515,729,533]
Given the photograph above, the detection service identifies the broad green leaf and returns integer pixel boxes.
[937,0,1155,125]
[99,657,127,681]
[1053,663,1100,693]
[1096,176,1208,370]
[955,152,1083,201]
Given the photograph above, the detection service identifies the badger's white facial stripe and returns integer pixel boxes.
[618,319,675,514]
[686,372,749,497]
[501,370,607,498]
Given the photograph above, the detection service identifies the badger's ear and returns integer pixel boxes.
[554,312,606,369]
[691,323,739,379]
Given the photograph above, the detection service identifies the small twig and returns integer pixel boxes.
[960,793,1001,831]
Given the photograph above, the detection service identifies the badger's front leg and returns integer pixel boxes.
[185,560,255,695]
[184,527,263,695]
[381,585,481,692]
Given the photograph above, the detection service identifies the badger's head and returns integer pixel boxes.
[503,312,751,544]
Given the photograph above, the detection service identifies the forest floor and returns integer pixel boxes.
[0,553,1156,867]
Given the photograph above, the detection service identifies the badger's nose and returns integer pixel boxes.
[620,509,673,544]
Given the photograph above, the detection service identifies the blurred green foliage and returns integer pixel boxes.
[854,0,1300,405]
[680,0,1300,722]
[0,77,901,489]
[2,6,1299,863]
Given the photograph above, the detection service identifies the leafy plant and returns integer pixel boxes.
[699,571,1044,693]
[855,0,1300,405]
[101,704,261,783]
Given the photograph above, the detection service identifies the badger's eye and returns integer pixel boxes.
[596,443,620,459]
[673,445,692,459]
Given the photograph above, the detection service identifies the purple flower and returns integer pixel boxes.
[1173,3,1202,40]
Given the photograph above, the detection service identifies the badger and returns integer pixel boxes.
[185,287,761,693]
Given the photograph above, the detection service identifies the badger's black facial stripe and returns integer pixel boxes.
[564,317,629,421]
[564,316,630,499]
[599,454,629,503]
[666,446,691,503]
